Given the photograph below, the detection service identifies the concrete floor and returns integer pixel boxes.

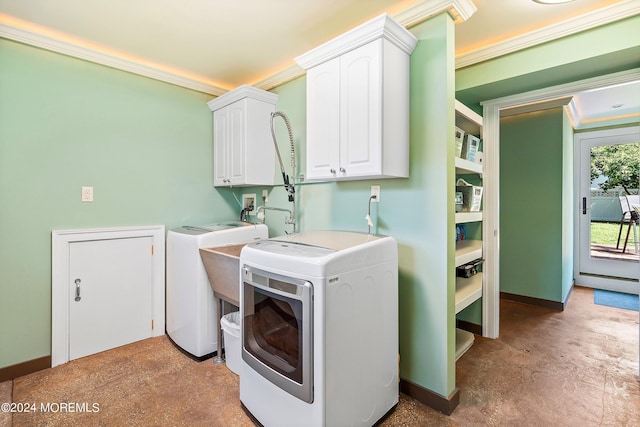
[2,286,639,426]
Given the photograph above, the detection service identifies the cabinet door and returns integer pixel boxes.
[213,107,229,186]
[306,58,340,180]
[339,41,382,177]
[227,100,246,185]
[69,237,153,361]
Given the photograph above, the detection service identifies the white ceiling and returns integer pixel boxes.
[0,0,638,126]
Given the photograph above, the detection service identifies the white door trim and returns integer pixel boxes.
[480,68,640,339]
[51,225,165,367]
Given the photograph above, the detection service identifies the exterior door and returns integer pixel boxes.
[69,236,153,360]
[576,127,640,293]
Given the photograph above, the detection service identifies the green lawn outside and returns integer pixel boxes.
[591,221,623,245]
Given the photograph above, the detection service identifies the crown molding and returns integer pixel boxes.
[5,0,630,95]
[482,68,640,111]
[0,0,475,96]
[251,65,305,91]
[394,0,477,27]
[207,84,278,111]
[456,1,640,69]
[295,13,417,70]
[257,0,476,91]
[0,18,228,96]
[500,96,573,117]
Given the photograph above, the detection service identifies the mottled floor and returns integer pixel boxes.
[3,286,639,426]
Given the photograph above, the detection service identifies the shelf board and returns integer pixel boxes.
[455,273,483,314]
[455,211,482,223]
[455,328,475,361]
[455,99,483,137]
[455,239,482,267]
[455,157,483,175]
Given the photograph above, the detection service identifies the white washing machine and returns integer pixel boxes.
[239,230,398,427]
[166,221,268,358]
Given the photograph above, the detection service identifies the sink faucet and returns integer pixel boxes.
[256,205,296,233]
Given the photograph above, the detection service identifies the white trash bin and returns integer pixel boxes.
[220,311,241,375]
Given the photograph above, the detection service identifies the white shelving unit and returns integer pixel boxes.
[455,157,482,175]
[455,274,483,314]
[455,329,474,361]
[455,211,482,224]
[455,240,482,268]
[454,99,483,360]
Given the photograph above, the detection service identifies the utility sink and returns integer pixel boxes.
[199,243,247,364]
[199,243,246,306]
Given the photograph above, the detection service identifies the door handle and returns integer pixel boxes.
[74,278,81,302]
[582,197,587,215]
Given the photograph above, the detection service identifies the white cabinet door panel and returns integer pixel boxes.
[228,100,246,185]
[306,59,341,180]
[69,237,153,360]
[213,107,228,186]
[340,41,382,177]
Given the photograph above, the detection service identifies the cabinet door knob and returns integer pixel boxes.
[330,168,336,174]
[339,167,346,173]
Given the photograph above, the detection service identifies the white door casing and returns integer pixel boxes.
[52,225,165,367]
[481,68,640,340]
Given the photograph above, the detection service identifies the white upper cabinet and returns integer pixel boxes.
[296,14,417,181]
[207,85,278,187]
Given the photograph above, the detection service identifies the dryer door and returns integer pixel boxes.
[241,265,314,403]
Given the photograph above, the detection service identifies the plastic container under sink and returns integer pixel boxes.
[221,311,241,375]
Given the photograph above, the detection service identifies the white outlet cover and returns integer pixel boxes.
[371,185,380,202]
[81,186,93,202]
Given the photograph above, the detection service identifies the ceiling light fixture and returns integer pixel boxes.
[532,0,576,4]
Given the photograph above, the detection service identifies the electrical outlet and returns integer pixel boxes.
[81,186,93,202]
[371,185,380,202]
[242,193,256,213]
[262,189,269,203]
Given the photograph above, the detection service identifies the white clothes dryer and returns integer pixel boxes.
[166,221,268,358]
[239,230,398,427]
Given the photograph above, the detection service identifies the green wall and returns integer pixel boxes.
[500,108,572,302]
[263,14,458,398]
[0,14,460,400]
[0,39,237,369]
[454,15,637,312]
[5,4,631,402]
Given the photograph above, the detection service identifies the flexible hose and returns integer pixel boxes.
[270,112,296,178]
[270,112,296,203]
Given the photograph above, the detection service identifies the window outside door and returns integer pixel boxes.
[576,127,640,293]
